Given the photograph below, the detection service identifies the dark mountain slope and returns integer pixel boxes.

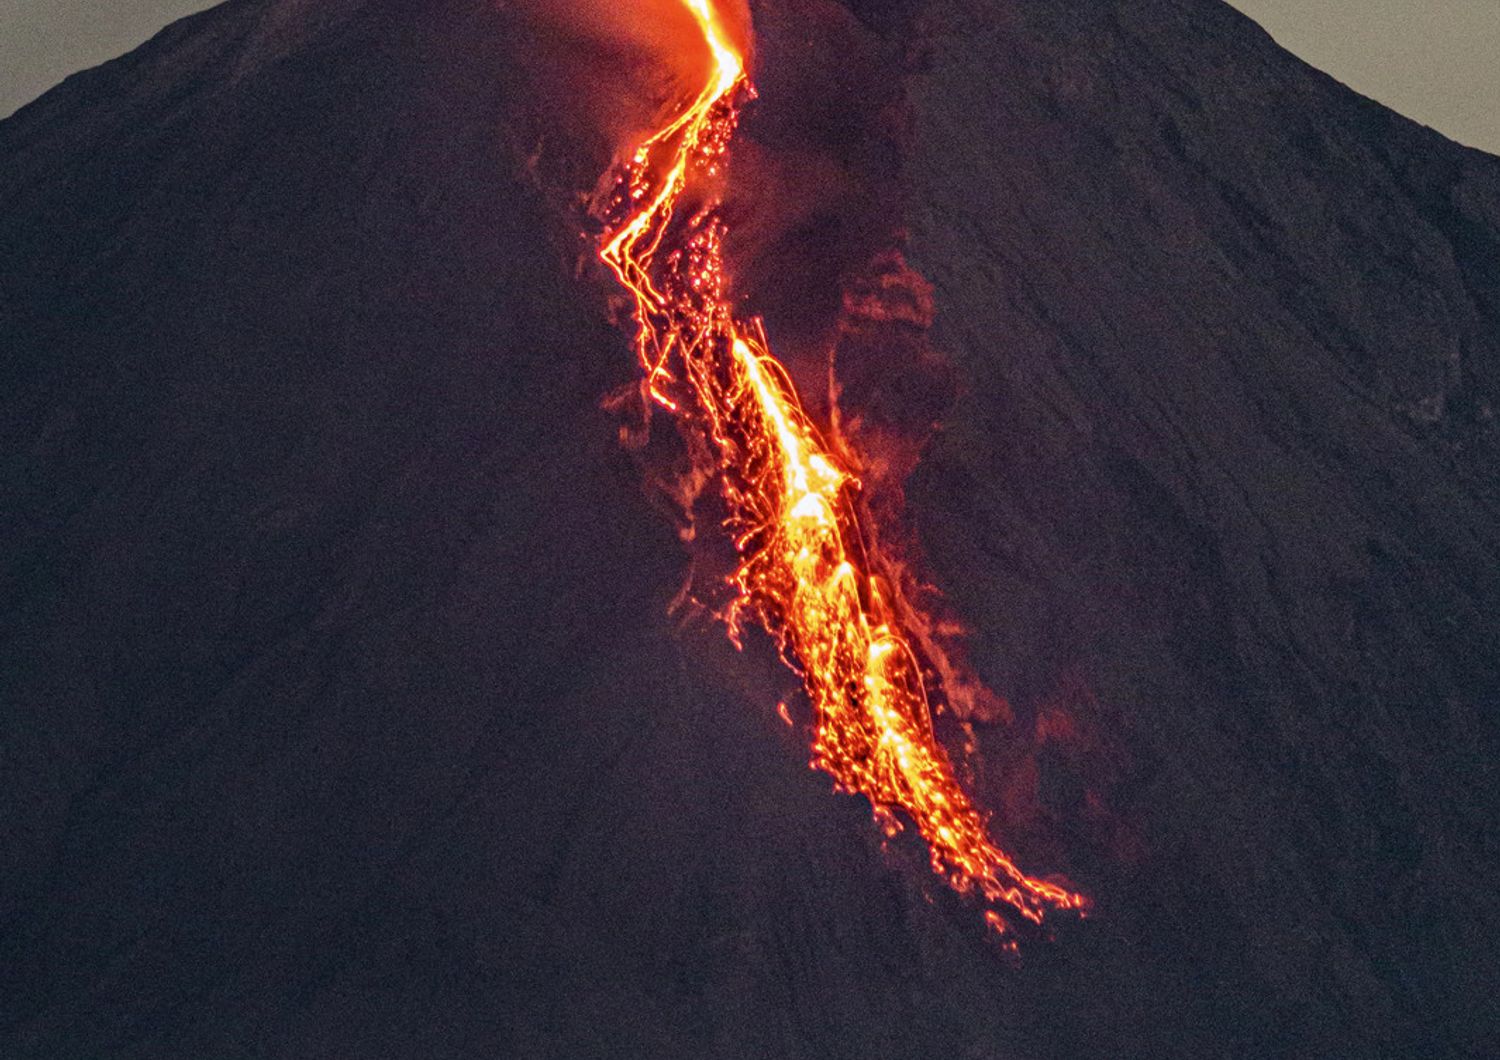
[1,0,1496,1057]
[900,4,1500,1053]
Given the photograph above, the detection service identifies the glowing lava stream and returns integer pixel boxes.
[597,0,1087,931]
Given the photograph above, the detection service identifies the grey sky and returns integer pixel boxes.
[0,0,217,118]
[0,0,1497,155]
[1227,0,1500,153]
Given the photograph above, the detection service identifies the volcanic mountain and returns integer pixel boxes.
[2,0,1497,1057]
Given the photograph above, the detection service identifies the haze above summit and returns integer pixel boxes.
[0,0,1495,150]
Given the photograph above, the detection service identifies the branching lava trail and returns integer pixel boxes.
[596,0,1087,933]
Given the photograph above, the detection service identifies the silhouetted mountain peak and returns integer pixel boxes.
[3,2,1497,1056]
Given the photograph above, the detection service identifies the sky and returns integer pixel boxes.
[0,0,218,118]
[0,0,1497,154]
[1227,0,1500,153]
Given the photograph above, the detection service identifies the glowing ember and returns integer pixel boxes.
[597,0,1087,930]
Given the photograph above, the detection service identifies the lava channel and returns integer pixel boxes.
[593,0,1088,936]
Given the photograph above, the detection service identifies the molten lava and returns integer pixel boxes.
[597,0,1087,931]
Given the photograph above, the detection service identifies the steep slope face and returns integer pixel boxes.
[1,0,1497,1058]
[0,3,1053,1058]
[899,2,1500,1055]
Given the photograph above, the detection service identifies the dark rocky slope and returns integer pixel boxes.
[2,0,1496,1057]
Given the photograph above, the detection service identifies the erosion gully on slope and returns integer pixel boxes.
[593,0,1087,939]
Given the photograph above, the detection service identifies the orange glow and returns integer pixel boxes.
[597,0,1086,930]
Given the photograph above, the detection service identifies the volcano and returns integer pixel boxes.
[3,0,1498,1057]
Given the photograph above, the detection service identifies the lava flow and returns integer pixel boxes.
[596,0,1087,932]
